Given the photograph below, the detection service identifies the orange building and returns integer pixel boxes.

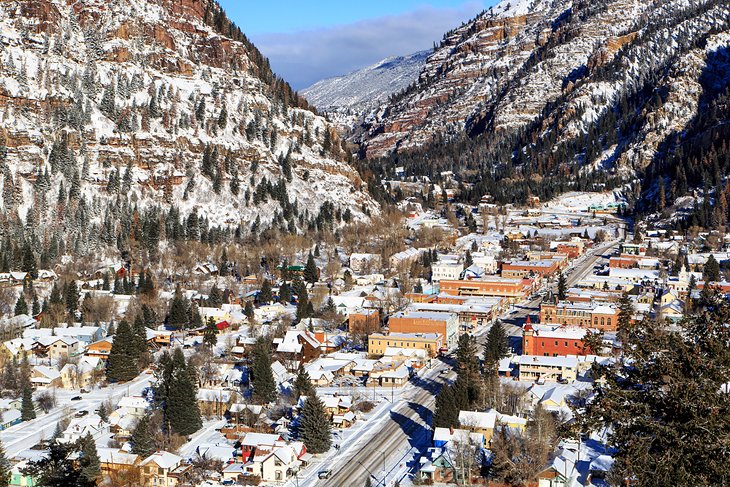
[440,277,531,303]
[348,309,381,335]
[539,301,619,331]
[501,260,561,279]
[388,311,458,349]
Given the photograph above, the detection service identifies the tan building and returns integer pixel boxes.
[368,332,443,357]
[517,355,578,383]
[440,277,531,303]
[139,451,191,487]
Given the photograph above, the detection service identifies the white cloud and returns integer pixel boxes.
[251,1,485,90]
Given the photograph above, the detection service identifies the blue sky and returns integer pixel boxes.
[217,1,493,90]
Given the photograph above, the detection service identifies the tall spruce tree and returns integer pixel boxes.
[168,287,189,329]
[299,395,332,454]
[14,294,27,316]
[304,253,318,284]
[293,365,315,399]
[258,279,272,304]
[130,414,156,457]
[162,349,201,436]
[203,318,218,348]
[703,254,721,282]
[0,439,9,487]
[21,385,35,421]
[557,273,567,301]
[77,433,100,485]
[484,321,509,371]
[251,338,277,404]
[106,320,138,382]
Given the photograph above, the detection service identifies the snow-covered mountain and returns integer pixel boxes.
[0,0,378,257]
[301,51,429,111]
[361,0,730,172]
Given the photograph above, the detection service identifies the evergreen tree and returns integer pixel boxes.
[251,338,277,404]
[464,250,473,268]
[454,334,481,406]
[244,300,255,323]
[433,384,458,428]
[22,440,96,487]
[130,414,155,457]
[21,386,35,421]
[0,440,10,487]
[557,273,567,301]
[298,395,332,454]
[77,433,100,485]
[21,244,37,279]
[208,284,223,307]
[97,402,109,422]
[304,253,318,284]
[168,287,189,329]
[203,318,218,348]
[703,254,721,282]
[279,282,291,304]
[106,320,138,382]
[14,294,27,316]
[65,280,79,316]
[166,349,202,436]
[293,364,315,399]
[484,320,509,371]
[258,279,272,304]
[580,291,730,486]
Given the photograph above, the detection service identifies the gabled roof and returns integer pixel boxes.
[140,451,183,469]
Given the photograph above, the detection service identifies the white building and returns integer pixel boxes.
[431,261,464,283]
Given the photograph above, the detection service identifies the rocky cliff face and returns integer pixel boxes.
[0,0,378,254]
[361,0,730,175]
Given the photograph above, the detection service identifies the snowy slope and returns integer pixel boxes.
[0,0,379,253]
[301,51,429,111]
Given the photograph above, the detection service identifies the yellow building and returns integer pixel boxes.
[368,332,443,357]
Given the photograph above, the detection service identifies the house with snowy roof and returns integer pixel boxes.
[59,414,110,443]
[139,451,191,486]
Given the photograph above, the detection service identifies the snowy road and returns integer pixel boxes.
[0,372,153,457]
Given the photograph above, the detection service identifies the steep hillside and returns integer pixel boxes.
[361,0,730,217]
[301,51,429,111]
[0,0,378,262]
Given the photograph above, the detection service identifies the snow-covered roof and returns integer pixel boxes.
[140,451,183,469]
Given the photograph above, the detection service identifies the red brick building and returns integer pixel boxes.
[522,322,591,357]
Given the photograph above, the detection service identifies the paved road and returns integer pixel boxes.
[313,241,620,486]
[319,361,454,487]
[0,372,153,457]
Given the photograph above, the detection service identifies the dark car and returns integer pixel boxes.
[71,396,82,401]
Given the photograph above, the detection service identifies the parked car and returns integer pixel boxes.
[318,470,332,479]
[71,396,82,401]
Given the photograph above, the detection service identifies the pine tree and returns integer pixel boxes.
[21,386,35,421]
[484,320,508,371]
[293,364,315,399]
[168,287,189,329]
[14,294,27,316]
[97,402,109,422]
[21,440,96,487]
[106,320,138,382]
[77,433,100,485]
[208,284,222,307]
[244,300,255,323]
[464,250,473,268]
[557,273,567,301]
[130,414,156,457]
[0,439,10,487]
[298,395,331,454]
[203,318,218,348]
[65,280,79,316]
[258,279,272,304]
[251,338,277,404]
[166,349,202,436]
[21,244,37,279]
[304,253,318,284]
[703,254,720,282]
[279,282,291,304]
